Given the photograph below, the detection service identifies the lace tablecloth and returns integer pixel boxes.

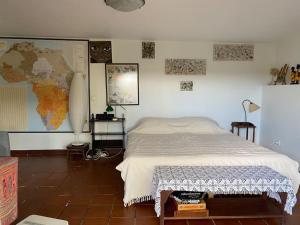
[151,166,297,216]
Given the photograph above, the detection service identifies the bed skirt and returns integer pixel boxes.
[125,195,153,206]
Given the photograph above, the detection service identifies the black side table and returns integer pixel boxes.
[66,143,89,160]
[231,122,256,143]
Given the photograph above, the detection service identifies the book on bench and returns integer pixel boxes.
[175,199,206,211]
[174,209,209,217]
[170,191,208,211]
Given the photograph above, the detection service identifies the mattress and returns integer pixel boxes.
[116,132,300,206]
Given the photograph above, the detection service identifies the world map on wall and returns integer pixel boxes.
[0,39,89,132]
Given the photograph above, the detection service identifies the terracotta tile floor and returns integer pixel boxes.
[12,155,300,225]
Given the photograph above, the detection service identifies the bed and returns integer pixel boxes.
[116,117,300,206]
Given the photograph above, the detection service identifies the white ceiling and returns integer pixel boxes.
[1,0,300,42]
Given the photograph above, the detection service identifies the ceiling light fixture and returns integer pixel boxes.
[104,0,145,12]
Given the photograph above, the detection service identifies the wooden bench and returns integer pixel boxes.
[151,166,297,225]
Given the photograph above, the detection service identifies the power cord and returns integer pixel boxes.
[85,148,123,160]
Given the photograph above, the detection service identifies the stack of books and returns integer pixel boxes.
[170,191,209,217]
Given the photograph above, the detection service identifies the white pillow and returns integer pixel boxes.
[130,117,225,134]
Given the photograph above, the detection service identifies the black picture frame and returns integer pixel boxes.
[89,41,112,63]
[105,63,139,106]
[0,37,90,133]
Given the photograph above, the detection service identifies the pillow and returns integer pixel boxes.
[130,117,225,134]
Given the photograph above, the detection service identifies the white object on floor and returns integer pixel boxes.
[17,215,69,225]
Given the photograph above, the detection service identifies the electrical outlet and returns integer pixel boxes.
[274,140,281,146]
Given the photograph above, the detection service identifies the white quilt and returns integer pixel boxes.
[116,132,300,206]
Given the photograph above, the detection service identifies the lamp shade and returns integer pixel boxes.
[249,103,260,112]
[106,105,114,112]
[69,72,88,136]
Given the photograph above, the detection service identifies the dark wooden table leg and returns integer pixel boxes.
[82,149,85,160]
[279,193,287,225]
[253,127,255,143]
[281,214,286,225]
[262,192,267,199]
[246,127,249,140]
[237,127,240,136]
[160,190,173,225]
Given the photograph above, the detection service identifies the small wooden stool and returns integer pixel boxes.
[66,143,89,160]
[231,122,256,142]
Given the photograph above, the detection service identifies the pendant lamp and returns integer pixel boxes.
[104,0,145,12]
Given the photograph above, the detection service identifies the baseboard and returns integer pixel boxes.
[11,149,67,157]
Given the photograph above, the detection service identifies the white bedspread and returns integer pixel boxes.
[116,132,300,205]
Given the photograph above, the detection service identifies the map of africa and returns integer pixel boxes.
[0,39,89,131]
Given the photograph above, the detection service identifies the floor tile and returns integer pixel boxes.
[91,194,115,205]
[136,217,159,225]
[46,195,71,206]
[113,193,125,205]
[59,205,87,219]
[69,195,92,206]
[111,205,135,218]
[83,218,108,225]
[109,218,135,225]
[66,218,82,225]
[98,185,119,195]
[135,204,156,217]
[73,185,98,195]
[85,205,112,218]
[37,205,65,218]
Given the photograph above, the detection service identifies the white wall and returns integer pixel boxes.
[10,40,275,150]
[260,34,300,163]
[260,86,300,163]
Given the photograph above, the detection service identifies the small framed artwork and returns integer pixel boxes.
[213,44,254,61]
[105,63,139,105]
[165,59,206,75]
[142,42,155,59]
[89,41,112,63]
[180,81,193,91]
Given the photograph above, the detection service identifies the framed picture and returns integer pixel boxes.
[180,81,193,91]
[0,37,90,133]
[105,63,139,105]
[165,59,206,75]
[89,41,112,63]
[142,42,155,59]
[213,44,254,61]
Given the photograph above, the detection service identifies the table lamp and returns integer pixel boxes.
[242,99,260,122]
[111,105,127,121]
